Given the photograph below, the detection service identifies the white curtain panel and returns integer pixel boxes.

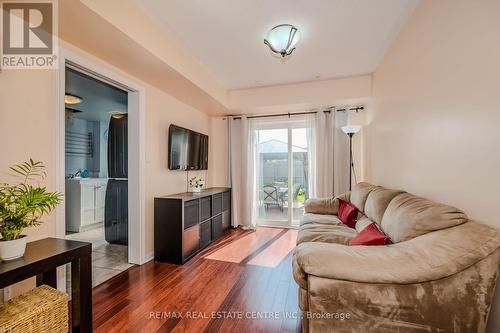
[305,114,317,198]
[333,110,350,196]
[228,116,255,228]
[314,110,350,198]
[314,111,333,197]
[228,116,241,228]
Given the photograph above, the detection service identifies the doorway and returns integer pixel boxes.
[64,66,133,286]
[252,117,312,228]
[55,48,146,291]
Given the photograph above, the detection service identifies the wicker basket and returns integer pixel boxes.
[0,285,69,333]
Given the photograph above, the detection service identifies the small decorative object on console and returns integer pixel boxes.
[188,176,205,193]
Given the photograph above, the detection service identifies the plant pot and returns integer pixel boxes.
[0,235,27,261]
[190,187,202,193]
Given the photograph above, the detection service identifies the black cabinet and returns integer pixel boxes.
[222,210,231,231]
[200,197,212,221]
[213,193,223,215]
[154,187,231,264]
[212,214,223,240]
[223,191,231,211]
[184,199,199,229]
[200,219,212,248]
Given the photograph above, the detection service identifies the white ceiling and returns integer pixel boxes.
[137,0,419,90]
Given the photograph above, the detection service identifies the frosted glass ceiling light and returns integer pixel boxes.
[264,24,300,60]
[64,93,83,105]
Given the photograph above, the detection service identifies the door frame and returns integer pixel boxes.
[54,46,147,273]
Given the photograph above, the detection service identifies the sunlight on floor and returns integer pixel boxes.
[247,229,297,268]
[204,227,297,268]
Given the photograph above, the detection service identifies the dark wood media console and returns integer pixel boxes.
[154,187,231,264]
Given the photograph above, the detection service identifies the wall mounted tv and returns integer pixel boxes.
[168,124,209,170]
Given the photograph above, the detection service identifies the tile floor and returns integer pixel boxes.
[66,226,134,286]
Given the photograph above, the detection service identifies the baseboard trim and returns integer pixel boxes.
[143,251,154,264]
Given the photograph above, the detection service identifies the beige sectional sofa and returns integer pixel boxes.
[293,182,500,333]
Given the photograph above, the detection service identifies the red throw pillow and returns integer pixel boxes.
[349,223,392,246]
[338,199,358,228]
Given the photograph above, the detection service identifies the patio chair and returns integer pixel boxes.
[262,186,283,211]
[282,183,303,204]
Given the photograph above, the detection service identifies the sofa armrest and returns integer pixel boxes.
[293,220,500,285]
[304,192,350,215]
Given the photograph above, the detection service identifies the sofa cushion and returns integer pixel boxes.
[293,220,500,284]
[297,223,356,245]
[364,187,405,224]
[338,199,358,228]
[350,182,379,212]
[300,213,343,226]
[355,215,374,233]
[303,192,350,215]
[381,193,468,242]
[349,223,391,246]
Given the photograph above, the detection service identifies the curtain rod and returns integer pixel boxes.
[228,106,364,120]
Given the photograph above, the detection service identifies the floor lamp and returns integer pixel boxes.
[341,125,361,191]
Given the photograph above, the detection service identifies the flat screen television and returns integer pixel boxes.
[168,124,209,170]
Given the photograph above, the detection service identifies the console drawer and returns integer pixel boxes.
[184,199,199,229]
[200,219,212,249]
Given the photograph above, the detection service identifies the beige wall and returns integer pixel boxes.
[144,84,210,256]
[0,69,56,298]
[0,69,56,242]
[229,75,371,113]
[208,117,229,187]
[60,42,213,257]
[366,0,500,331]
[0,42,212,296]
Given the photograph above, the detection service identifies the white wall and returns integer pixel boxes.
[366,1,500,331]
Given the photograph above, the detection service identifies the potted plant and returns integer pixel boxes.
[188,176,205,193]
[0,159,62,261]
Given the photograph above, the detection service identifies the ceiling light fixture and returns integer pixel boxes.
[64,93,83,105]
[109,111,127,119]
[264,24,300,61]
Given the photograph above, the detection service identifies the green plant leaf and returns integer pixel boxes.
[0,159,61,240]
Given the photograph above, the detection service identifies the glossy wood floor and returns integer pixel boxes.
[93,227,301,333]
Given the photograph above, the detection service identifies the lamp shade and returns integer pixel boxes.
[264,24,300,58]
[341,125,361,134]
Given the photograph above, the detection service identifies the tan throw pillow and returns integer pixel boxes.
[381,193,468,243]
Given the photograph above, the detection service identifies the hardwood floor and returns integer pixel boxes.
[93,227,301,333]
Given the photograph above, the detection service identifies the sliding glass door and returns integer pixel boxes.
[253,117,312,227]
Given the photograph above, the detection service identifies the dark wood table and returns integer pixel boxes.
[0,238,92,333]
